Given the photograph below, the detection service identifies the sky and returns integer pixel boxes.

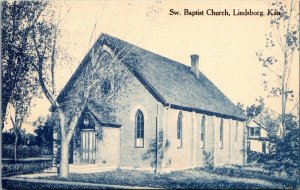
[4,1,299,133]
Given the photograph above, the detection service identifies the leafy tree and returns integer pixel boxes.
[265,122,299,178]
[9,104,27,161]
[256,0,299,137]
[257,109,281,138]
[281,113,298,131]
[236,102,245,113]
[2,131,15,145]
[3,0,132,178]
[8,57,39,161]
[250,109,299,177]
[2,1,46,129]
[2,0,70,177]
[33,115,54,152]
[246,97,265,119]
[237,97,265,120]
[1,128,29,146]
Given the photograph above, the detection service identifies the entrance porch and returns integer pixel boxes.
[52,106,122,169]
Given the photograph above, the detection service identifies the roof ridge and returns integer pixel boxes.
[100,34,234,98]
[100,33,192,70]
[53,33,247,121]
[98,33,246,120]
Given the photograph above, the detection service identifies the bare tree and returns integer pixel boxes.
[30,11,134,177]
[256,0,299,137]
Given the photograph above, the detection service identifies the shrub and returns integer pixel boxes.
[203,150,214,168]
[247,151,268,164]
[2,144,52,159]
[2,159,52,175]
[263,129,299,179]
[247,128,299,179]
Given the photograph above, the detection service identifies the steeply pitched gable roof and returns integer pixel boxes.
[56,33,247,121]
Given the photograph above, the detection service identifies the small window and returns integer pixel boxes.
[200,116,206,149]
[220,119,224,149]
[255,128,261,137]
[262,142,266,154]
[177,111,183,148]
[135,110,144,148]
[249,127,260,137]
[247,141,251,151]
[250,128,255,137]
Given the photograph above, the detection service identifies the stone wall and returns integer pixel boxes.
[96,127,120,167]
[230,121,246,165]
[115,71,164,171]
[164,109,193,170]
[162,110,245,171]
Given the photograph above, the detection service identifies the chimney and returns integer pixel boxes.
[190,54,199,78]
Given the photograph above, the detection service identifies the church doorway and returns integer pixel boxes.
[81,129,96,163]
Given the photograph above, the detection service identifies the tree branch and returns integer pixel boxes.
[10,113,15,130]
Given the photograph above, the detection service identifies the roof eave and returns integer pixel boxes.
[128,63,247,121]
[169,104,247,121]
[86,105,122,128]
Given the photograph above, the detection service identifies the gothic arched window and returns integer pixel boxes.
[235,121,238,143]
[135,110,144,148]
[220,119,224,149]
[177,111,183,148]
[200,115,206,149]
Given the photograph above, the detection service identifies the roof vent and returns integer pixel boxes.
[190,54,199,78]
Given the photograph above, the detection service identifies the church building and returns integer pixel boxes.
[52,33,247,172]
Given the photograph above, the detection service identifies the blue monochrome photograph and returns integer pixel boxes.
[1,1,299,189]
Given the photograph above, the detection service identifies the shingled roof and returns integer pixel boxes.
[56,33,247,121]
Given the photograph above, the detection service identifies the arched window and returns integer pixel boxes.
[135,110,144,148]
[200,116,206,149]
[177,111,183,148]
[220,119,224,149]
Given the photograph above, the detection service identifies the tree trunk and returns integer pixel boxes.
[281,52,288,137]
[2,99,9,130]
[14,134,18,162]
[59,140,69,178]
[281,87,286,137]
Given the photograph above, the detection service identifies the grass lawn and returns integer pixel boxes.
[33,166,299,189]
